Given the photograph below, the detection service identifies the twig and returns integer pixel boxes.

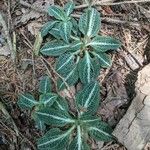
[0,12,15,61]
[0,101,19,136]
[75,0,150,9]
[0,120,36,150]
[101,17,141,27]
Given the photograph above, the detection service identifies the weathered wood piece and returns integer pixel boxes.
[113,64,150,150]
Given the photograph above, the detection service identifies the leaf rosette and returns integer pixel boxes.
[40,2,121,90]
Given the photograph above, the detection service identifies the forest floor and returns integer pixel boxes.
[0,0,150,150]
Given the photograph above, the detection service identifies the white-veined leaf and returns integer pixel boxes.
[39,93,58,107]
[57,64,78,90]
[92,52,112,68]
[39,76,51,94]
[35,117,46,131]
[80,114,101,126]
[76,81,100,115]
[37,127,74,150]
[60,21,72,43]
[68,126,90,150]
[48,5,67,21]
[88,36,121,52]
[49,23,61,39]
[71,18,80,36]
[17,93,38,110]
[88,121,114,142]
[79,8,100,37]
[36,108,75,126]
[55,53,75,74]
[69,40,82,52]
[64,1,75,16]
[78,51,99,84]
[41,21,57,37]
[40,41,70,56]
[52,96,69,112]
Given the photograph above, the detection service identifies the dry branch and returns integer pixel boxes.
[75,0,150,9]
[0,12,15,61]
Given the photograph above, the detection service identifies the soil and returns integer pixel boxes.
[0,0,150,150]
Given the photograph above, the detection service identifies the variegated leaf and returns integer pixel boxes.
[56,53,79,90]
[41,21,57,37]
[69,40,82,52]
[49,23,61,39]
[57,64,78,90]
[80,114,101,126]
[88,36,121,52]
[35,117,46,131]
[48,5,67,21]
[36,108,75,126]
[71,18,80,36]
[60,21,72,43]
[39,93,58,107]
[55,53,75,75]
[79,8,100,37]
[76,81,100,115]
[68,126,90,150]
[52,96,69,112]
[37,127,74,150]
[17,93,38,110]
[39,76,51,94]
[64,1,75,16]
[92,52,112,68]
[40,41,70,56]
[78,51,99,84]
[88,121,114,142]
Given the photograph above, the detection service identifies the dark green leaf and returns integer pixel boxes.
[35,118,46,131]
[36,108,75,126]
[57,64,78,90]
[18,93,38,110]
[92,52,112,68]
[56,53,79,90]
[55,53,75,75]
[78,51,100,84]
[40,41,70,56]
[37,127,74,150]
[53,96,69,112]
[68,126,90,150]
[48,5,67,21]
[64,1,75,16]
[39,76,51,94]
[60,21,72,43]
[39,93,58,107]
[49,23,61,39]
[71,18,80,36]
[76,81,100,115]
[88,121,114,142]
[80,114,101,126]
[41,21,57,37]
[79,8,100,37]
[69,40,82,52]
[89,36,121,52]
